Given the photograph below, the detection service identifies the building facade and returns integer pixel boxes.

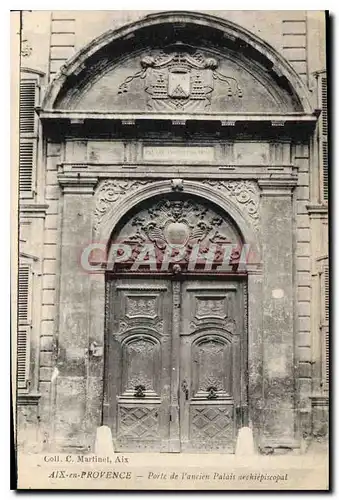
[17,10,328,454]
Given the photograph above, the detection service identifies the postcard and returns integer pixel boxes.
[12,9,329,490]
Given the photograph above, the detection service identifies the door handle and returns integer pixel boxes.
[181,380,189,400]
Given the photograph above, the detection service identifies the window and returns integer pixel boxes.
[19,73,39,198]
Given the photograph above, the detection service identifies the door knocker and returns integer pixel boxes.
[134,385,146,398]
[206,386,218,399]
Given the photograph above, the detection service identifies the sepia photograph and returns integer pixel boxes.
[12,8,329,490]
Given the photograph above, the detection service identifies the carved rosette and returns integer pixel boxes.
[93,179,151,231]
[204,180,260,230]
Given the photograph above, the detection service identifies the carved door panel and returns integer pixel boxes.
[104,277,247,453]
[179,280,246,453]
[104,278,172,452]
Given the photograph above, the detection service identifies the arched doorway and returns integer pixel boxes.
[103,193,248,453]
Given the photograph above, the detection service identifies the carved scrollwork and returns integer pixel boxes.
[93,179,151,231]
[121,198,233,254]
[204,180,260,229]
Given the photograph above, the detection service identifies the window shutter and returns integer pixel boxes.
[321,76,328,202]
[17,265,31,390]
[19,80,36,134]
[324,266,329,322]
[323,265,329,391]
[18,265,30,323]
[321,77,327,137]
[322,141,328,201]
[17,327,30,389]
[324,325,329,389]
[19,141,34,193]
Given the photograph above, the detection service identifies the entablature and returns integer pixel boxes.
[57,163,298,181]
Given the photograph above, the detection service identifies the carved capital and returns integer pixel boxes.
[258,178,297,196]
[58,175,98,194]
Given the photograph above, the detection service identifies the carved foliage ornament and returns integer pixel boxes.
[116,198,243,271]
[94,179,151,231]
[204,180,260,229]
[118,50,243,111]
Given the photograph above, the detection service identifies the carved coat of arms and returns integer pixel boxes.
[118,49,242,111]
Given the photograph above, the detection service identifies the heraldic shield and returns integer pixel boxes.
[118,49,243,111]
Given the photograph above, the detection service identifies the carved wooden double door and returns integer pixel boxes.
[103,276,247,453]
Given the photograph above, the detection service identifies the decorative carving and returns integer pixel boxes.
[118,50,242,111]
[128,339,155,354]
[128,374,152,391]
[126,295,157,319]
[126,339,156,391]
[206,386,218,399]
[134,385,146,398]
[198,340,224,392]
[118,406,159,439]
[21,39,32,58]
[93,180,150,231]
[118,319,163,335]
[189,318,236,334]
[155,320,164,334]
[122,198,233,256]
[118,320,129,334]
[204,180,260,229]
[196,298,226,319]
[191,407,232,440]
[171,178,184,191]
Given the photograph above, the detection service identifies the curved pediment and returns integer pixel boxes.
[45,12,312,115]
[56,45,300,113]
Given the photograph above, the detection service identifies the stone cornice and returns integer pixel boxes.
[60,164,297,181]
[258,178,298,196]
[17,392,41,406]
[307,203,328,218]
[39,110,317,126]
[310,395,329,407]
[19,204,49,218]
[58,174,98,194]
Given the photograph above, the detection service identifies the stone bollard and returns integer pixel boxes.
[235,426,256,456]
[94,425,115,456]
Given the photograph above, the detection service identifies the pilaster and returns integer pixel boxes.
[52,176,98,451]
[257,178,298,451]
